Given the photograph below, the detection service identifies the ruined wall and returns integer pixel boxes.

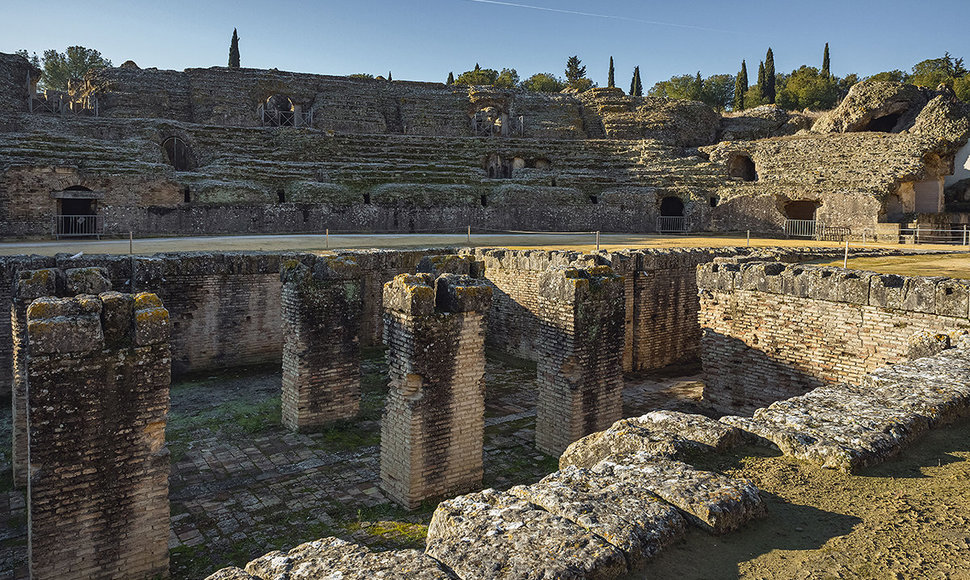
[698,262,970,413]
[534,266,625,455]
[280,256,362,430]
[380,273,491,509]
[26,292,170,580]
[133,252,283,375]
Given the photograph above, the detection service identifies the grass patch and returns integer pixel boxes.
[167,396,282,462]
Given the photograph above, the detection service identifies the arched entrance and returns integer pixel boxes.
[657,196,686,233]
[162,136,195,171]
[783,200,820,238]
[261,94,295,127]
[53,186,102,238]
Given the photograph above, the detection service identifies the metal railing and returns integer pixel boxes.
[29,91,99,116]
[899,225,970,245]
[472,114,525,137]
[258,105,313,127]
[784,219,816,238]
[657,216,687,233]
[54,215,103,239]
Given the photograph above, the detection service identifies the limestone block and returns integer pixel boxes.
[15,268,62,300]
[591,454,766,535]
[26,296,104,354]
[936,279,970,318]
[902,276,942,314]
[807,267,841,302]
[133,292,170,346]
[382,273,435,316]
[245,537,451,580]
[869,273,906,310]
[204,568,257,580]
[312,255,361,280]
[789,266,812,298]
[417,254,480,277]
[836,271,871,305]
[425,488,627,580]
[509,466,686,568]
[99,291,135,346]
[64,266,111,295]
[560,410,741,470]
[434,273,492,313]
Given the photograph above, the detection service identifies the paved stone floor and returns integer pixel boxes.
[0,350,703,579]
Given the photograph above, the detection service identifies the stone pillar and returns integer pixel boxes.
[26,292,170,580]
[11,266,111,487]
[380,273,492,509]
[535,266,625,456]
[280,256,362,431]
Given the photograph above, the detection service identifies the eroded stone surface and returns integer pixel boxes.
[425,488,627,580]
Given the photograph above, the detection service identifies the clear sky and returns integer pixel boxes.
[2,0,968,88]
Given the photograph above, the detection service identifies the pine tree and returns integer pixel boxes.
[764,48,776,104]
[733,60,747,111]
[822,43,831,79]
[630,66,643,97]
[758,61,766,101]
[608,56,615,88]
[447,71,454,85]
[228,29,240,68]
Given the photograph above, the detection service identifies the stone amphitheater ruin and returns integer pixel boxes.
[1,51,970,579]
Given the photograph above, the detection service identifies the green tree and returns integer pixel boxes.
[522,73,566,92]
[703,74,735,111]
[387,71,392,81]
[910,53,967,88]
[40,46,112,91]
[348,73,375,80]
[867,70,907,83]
[494,68,519,88]
[775,65,838,111]
[649,74,695,100]
[565,55,592,91]
[608,56,615,88]
[229,29,240,68]
[454,64,499,86]
[954,75,970,102]
[446,71,454,85]
[822,43,830,79]
[757,60,766,98]
[733,60,748,110]
[630,66,643,96]
[15,50,41,69]
[764,48,776,103]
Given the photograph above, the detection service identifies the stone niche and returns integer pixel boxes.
[379,272,492,509]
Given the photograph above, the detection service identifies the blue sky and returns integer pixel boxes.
[2,0,968,88]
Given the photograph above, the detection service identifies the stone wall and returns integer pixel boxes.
[698,261,970,413]
[132,252,283,375]
[380,273,491,509]
[280,256,362,431]
[26,292,170,580]
[534,266,626,455]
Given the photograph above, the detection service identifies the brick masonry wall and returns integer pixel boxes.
[380,273,492,509]
[698,262,970,413]
[26,292,170,580]
[535,266,626,456]
[0,256,54,400]
[280,256,362,431]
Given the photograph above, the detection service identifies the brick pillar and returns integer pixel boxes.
[11,266,111,487]
[380,273,492,509]
[280,256,362,431]
[26,291,170,580]
[535,266,625,456]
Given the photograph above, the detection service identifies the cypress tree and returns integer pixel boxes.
[228,29,240,68]
[608,56,615,88]
[765,48,776,103]
[388,71,392,81]
[758,61,766,101]
[630,66,643,97]
[822,43,831,79]
[733,60,747,111]
[447,71,454,85]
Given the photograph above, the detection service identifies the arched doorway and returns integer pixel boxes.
[657,196,686,233]
[161,136,195,171]
[54,186,102,238]
[783,200,820,238]
[727,154,757,181]
[261,94,295,127]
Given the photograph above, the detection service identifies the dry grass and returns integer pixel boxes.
[817,253,970,279]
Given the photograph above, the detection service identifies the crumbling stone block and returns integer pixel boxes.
[26,293,170,580]
[280,256,362,431]
[559,410,742,470]
[425,488,627,579]
[380,273,491,509]
[509,466,687,569]
[535,266,625,455]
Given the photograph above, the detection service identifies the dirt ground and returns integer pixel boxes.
[635,419,970,580]
[818,253,970,280]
